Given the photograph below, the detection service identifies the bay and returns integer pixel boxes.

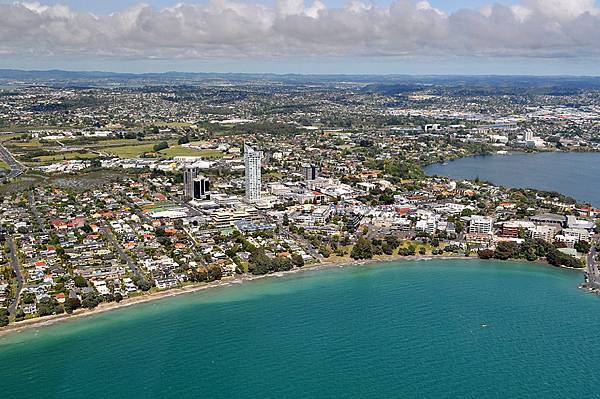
[0,260,597,398]
[424,152,600,206]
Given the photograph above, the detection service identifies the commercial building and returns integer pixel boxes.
[244,144,262,203]
[529,213,565,227]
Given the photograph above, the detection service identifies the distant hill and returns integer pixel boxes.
[2,69,600,94]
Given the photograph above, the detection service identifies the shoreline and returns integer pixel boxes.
[0,255,583,338]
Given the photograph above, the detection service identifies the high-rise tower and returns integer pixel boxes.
[244,144,262,203]
[183,167,199,199]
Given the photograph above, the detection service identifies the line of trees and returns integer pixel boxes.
[248,250,304,275]
[478,239,584,268]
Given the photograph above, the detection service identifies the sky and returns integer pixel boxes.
[0,0,599,75]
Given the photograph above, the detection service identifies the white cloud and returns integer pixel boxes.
[0,0,599,60]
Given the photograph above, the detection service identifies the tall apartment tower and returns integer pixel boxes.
[193,175,210,200]
[244,144,262,203]
[302,163,318,181]
[524,130,534,141]
[183,167,200,199]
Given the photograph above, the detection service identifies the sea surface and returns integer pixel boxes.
[0,260,598,398]
[424,151,600,206]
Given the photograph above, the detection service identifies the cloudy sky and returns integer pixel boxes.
[0,0,599,74]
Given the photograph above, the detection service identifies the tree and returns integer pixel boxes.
[14,308,25,321]
[248,252,273,275]
[153,141,169,152]
[291,254,304,268]
[81,292,100,309]
[273,257,293,272]
[73,275,88,288]
[381,242,394,255]
[21,292,36,304]
[575,241,591,254]
[114,293,123,303]
[478,249,495,259]
[133,276,152,291]
[38,297,62,316]
[207,264,223,281]
[319,246,331,258]
[64,297,81,314]
[0,308,8,327]
[385,235,400,250]
[494,242,518,260]
[351,237,373,260]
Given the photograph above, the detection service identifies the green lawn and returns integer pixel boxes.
[0,160,9,170]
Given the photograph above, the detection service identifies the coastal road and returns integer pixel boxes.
[587,237,600,288]
[0,144,25,179]
[101,226,142,278]
[6,237,23,316]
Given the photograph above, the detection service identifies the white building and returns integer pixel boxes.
[244,144,262,203]
[530,225,559,242]
[469,215,494,234]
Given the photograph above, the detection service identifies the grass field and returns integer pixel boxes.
[3,135,226,162]
[155,122,194,128]
[100,143,157,158]
[0,160,9,170]
[85,139,143,148]
[0,133,26,142]
[100,142,225,159]
[158,146,206,157]
[34,152,98,162]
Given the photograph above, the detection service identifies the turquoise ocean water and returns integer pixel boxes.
[0,260,597,398]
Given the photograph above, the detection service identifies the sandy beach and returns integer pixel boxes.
[0,254,581,337]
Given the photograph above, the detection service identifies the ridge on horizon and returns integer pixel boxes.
[1,68,600,80]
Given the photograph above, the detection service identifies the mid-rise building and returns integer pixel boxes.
[530,225,559,242]
[244,144,262,203]
[469,215,494,234]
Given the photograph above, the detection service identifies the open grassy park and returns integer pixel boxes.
[0,132,228,167]
[99,142,226,159]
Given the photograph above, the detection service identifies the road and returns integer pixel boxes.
[6,237,23,316]
[28,191,48,234]
[101,226,142,278]
[0,144,25,179]
[586,237,600,288]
